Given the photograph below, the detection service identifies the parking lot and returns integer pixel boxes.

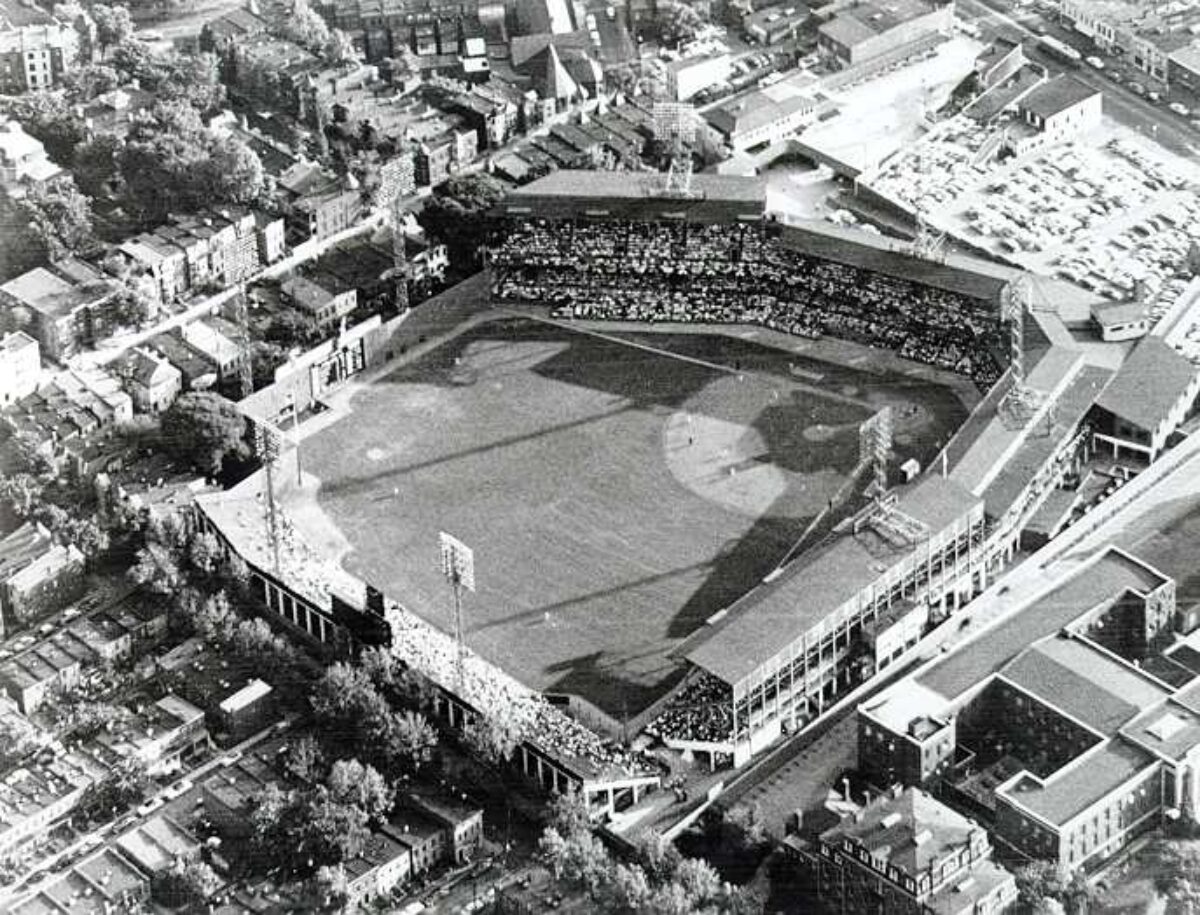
[864,114,1200,311]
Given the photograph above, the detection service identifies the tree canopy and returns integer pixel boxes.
[160,391,250,476]
[416,172,506,270]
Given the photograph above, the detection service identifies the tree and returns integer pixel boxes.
[187,530,224,575]
[296,787,370,871]
[194,590,237,643]
[539,826,611,896]
[547,788,591,837]
[91,4,135,58]
[637,832,683,885]
[327,759,394,824]
[129,541,184,594]
[20,179,95,261]
[312,864,349,913]
[109,286,153,330]
[285,735,324,785]
[198,136,265,205]
[388,709,438,773]
[462,710,521,768]
[62,63,122,101]
[1032,899,1067,915]
[610,862,653,911]
[279,0,331,50]
[160,392,249,476]
[73,133,123,198]
[322,29,359,67]
[656,0,705,47]
[0,474,45,517]
[1151,839,1200,907]
[673,857,721,908]
[153,856,221,909]
[0,93,87,163]
[416,172,506,270]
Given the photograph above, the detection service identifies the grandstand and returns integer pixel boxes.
[195,476,662,818]
[490,170,1011,387]
[651,475,986,765]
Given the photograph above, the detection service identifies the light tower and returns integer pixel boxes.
[254,422,283,575]
[652,102,697,197]
[912,211,946,263]
[858,407,893,499]
[999,276,1043,428]
[390,192,410,313]
[439,532,476,689]
[232,285,254,401]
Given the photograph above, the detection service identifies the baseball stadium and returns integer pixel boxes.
[198,169,1117,812]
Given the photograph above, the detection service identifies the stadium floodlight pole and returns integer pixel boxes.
[439,532,476,689]
[255,423,282,576]
[289,393,302,487]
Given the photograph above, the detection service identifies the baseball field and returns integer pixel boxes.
[295,317,969,718]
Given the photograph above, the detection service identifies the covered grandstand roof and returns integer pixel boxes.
[498,170,767,223]
[776,221,1018,304]
[682,476,981,687]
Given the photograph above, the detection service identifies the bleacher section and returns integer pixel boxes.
[489,172,1009,386]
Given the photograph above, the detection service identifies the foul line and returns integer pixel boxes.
[518,312,877,412]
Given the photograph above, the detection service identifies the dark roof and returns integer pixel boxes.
[998,738,1153,825]
[1001,636,1166,735]
[777,222,1017,303]
[820,787,985,876]
[685,476,981,686]
[918,548,1168,702]
[1019,76,1100,120]
[500,170,766,224]
[0,522,51,579]
[1095,336,1198,431]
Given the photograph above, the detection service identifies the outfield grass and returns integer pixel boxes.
[299,318,966,717]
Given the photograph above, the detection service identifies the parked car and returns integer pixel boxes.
[1085,55,1104,69]
[1169,102,1190,117]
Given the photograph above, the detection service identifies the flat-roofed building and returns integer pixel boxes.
[0,747,109,852]
[817,0,953,68]
[0,261,117,363]
[859,546,1186,874]
[215,677,274,740]
[11,847,149,914]
[281,274,358,332]
[3,541,85,633]
[1092,301,1148,343]
[0,12,79,95]
[0,330,38,407]
[0,120,60,191]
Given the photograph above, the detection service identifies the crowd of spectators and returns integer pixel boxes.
[490,218,1005,385]
[644,672,740,746]
[387,604,658,782]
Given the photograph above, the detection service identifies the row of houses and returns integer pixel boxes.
[10,731,484,913]
[0,205,283,365]
[0,587,167,714]
[0,523,84,639]
[0,692,207,854]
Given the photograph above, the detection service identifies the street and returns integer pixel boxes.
[957,0,1200,157]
